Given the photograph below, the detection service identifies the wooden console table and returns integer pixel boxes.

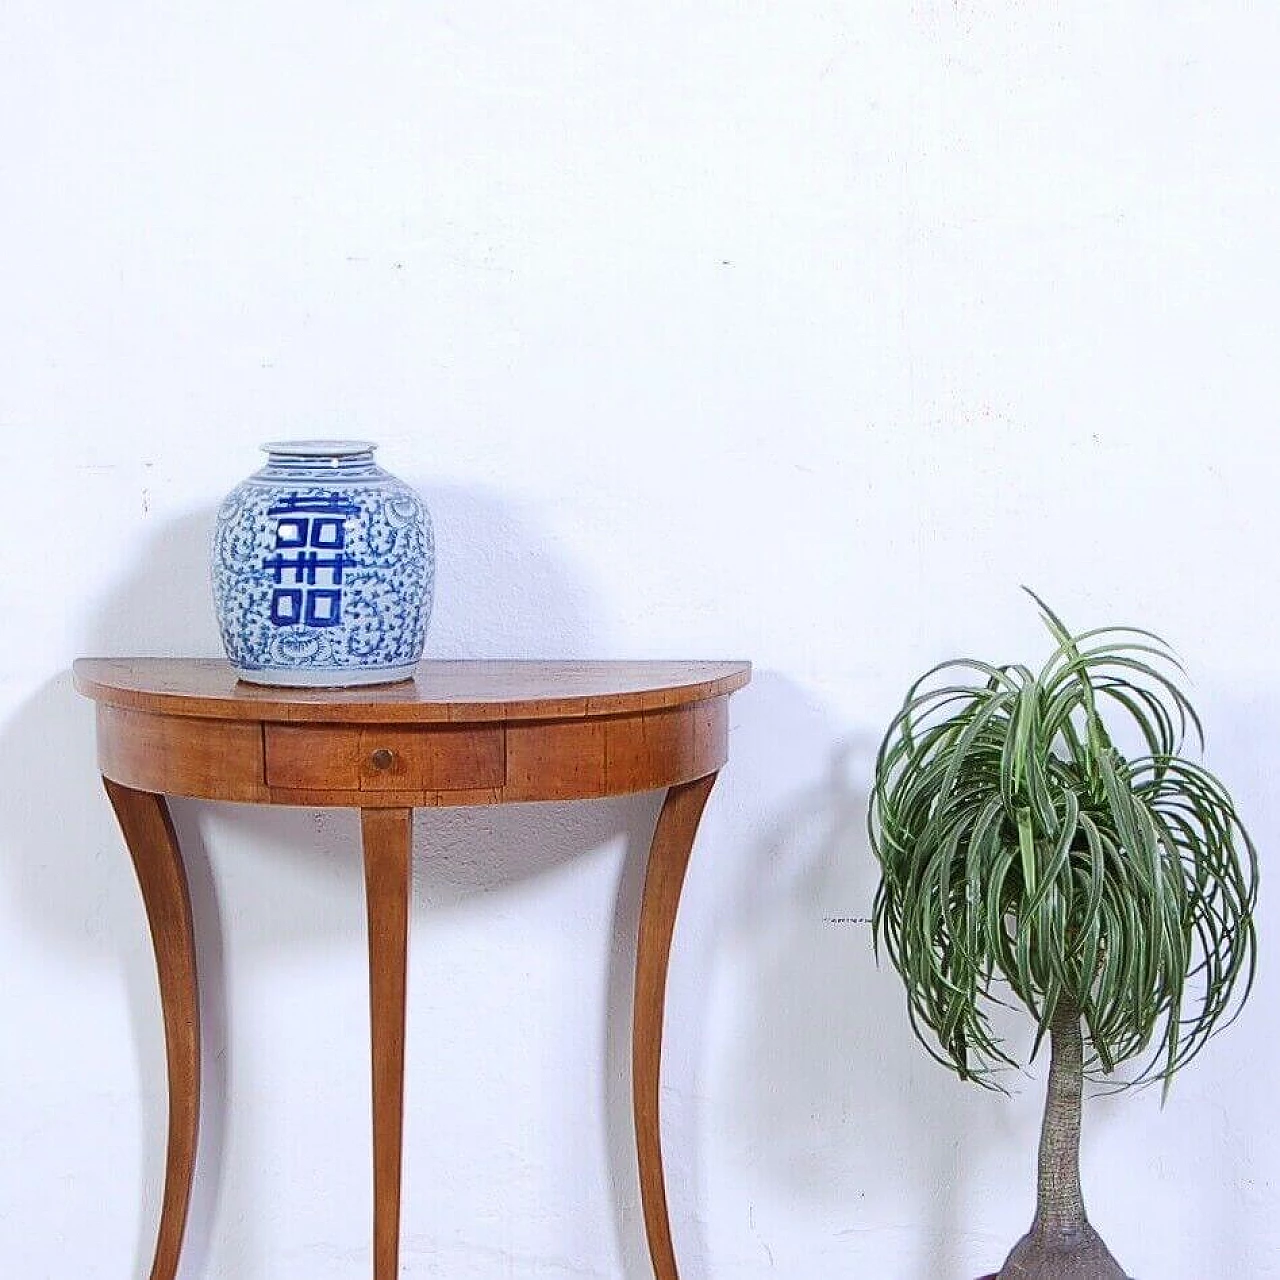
[74,658,750,1280]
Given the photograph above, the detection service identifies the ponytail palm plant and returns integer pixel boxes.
[869,595,1257,1280]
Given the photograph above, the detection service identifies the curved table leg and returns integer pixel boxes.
[633,772,717,1280]
[361,808,412,1280]
[103,779,200,1280]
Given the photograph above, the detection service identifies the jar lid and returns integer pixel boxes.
[260,439,377,457]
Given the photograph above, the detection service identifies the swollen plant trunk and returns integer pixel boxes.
[995,1000,1129,1280]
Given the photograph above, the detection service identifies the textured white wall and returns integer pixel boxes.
[2,3,1278,1277]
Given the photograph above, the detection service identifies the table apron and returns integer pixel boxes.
[94,697,730,806]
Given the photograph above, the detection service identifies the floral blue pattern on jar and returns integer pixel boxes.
[211,441,434,686]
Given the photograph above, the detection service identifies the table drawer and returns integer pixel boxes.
[265,724,505,792]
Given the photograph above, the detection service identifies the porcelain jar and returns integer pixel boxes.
[211,441,434,686]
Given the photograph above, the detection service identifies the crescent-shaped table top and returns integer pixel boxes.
[73,657,752,724]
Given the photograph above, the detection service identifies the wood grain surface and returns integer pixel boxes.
[362,809,412,1280]
[633,773,717,1280]
[102,780,200,1280]
[87,684,733,809]
[74,658,750,723]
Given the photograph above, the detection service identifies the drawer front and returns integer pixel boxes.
[265,724,505,792]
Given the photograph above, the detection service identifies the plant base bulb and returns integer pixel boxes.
[994,1221,1130,1280]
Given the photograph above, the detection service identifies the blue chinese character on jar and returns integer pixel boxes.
[264,492,359,628]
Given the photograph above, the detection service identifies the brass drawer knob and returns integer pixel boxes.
[369,748,396,771]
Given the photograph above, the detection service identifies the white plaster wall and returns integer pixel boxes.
[2,3,1278,1277]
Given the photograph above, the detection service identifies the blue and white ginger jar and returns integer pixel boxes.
[211,441,434,686]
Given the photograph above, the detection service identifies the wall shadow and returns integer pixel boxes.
[0,481,662,1278]
[708,672,993,1280]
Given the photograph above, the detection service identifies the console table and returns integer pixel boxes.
[74,658,750,1280]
